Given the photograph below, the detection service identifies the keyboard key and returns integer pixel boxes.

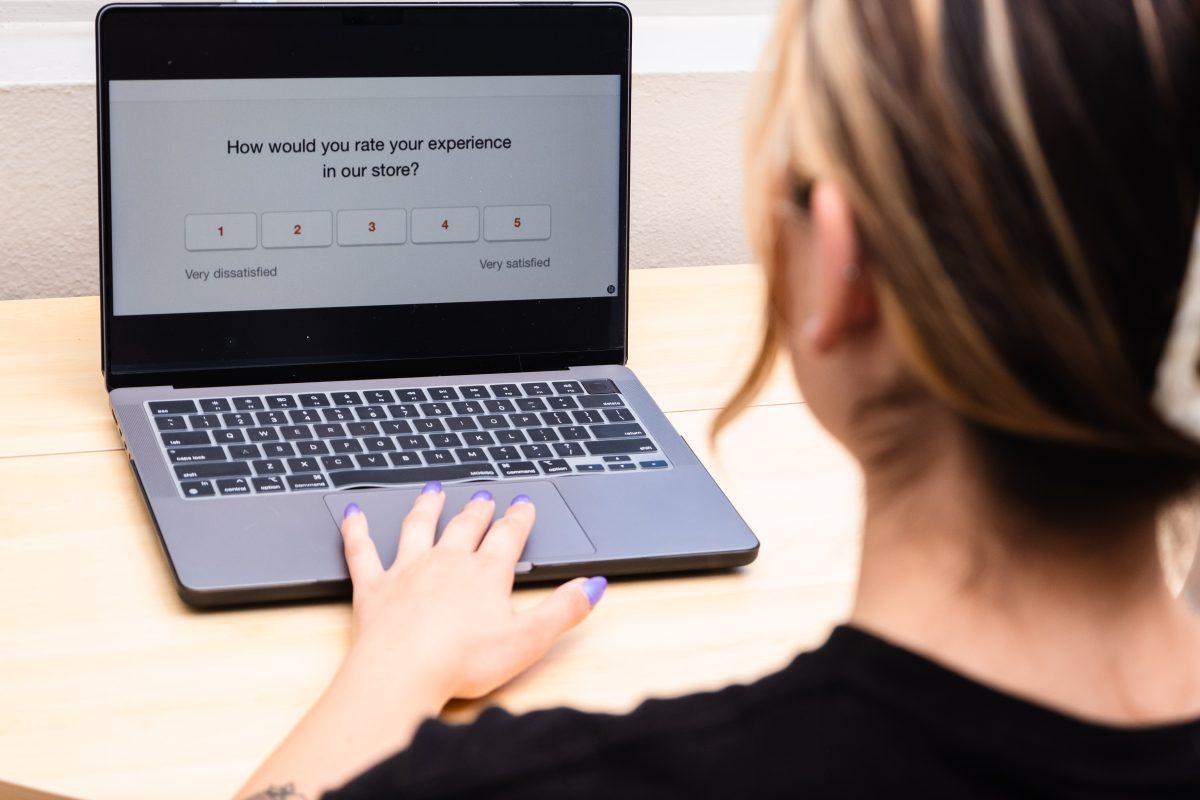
[252,476,286,493]
[547,396,578,410]
[167,446,225,463]
[414,418,446,433]
[364,437,395,451]
[488,445,520,461]
[540,411,571,426]
[516,397,547,412]
[327,463,498,488]
[381,420,413,435]
[585,438,658,456]
[389,451,422,467]
[452,400,484,415]
[221,412,256,427]
[315,423,347,438]
[499,461,538,477]
[363,389,394,404]
[430,433,462,448]
[188,414,221,430]
[331,439,363,454]
[162,431,210,447]
[256,410,288,425]
[347,421,379,436]
[604,408,635,422]
[552,381,584,395]
[463,431,494,446]
[559,426,591,440]
[538,459,571,475]
[520,444,552,459]
[607,462,637,471]
[280,426,311,440]
[490,384,520,397]
[228,444,261,460]
[324,407,354,422]
[357,405,386,421]
[213,429,246,444]
[429,387,458,401]
[180,479,216,497]
[495,430,527,444]
[289,409,321,424]
[521,382,552,396]
[575,463,605,472]
[420,402,452,417]
[424,449,456,465]
[233,396,266,411]
[590,423,646,439]
[527,428,559,442]
[331,391,363,405]
[296,440,330,455]
[149,400,197,415]
[640,460,669,469]
[217,477,252,496]
[397,435,430,450]
[287,474,329,491]
[455,447,488,462]
[573,410,604,424]
[247,427,279,442]
[448,417,478,431]
[583,379,618,394]
[322,455,355,471]
[175,461,251,480]
[287,456,321,473]
[158,417,188,434]
[266,395,298,409]
[602,455,631,463]
[553,442,586,457]
[356,453,389,469]
[484,399,515,413]
[511,413,539,427]
[263,442,295,457]
[389,404,420,419]
[480,415,509,429]
[253,459,286,475]
[578,394,625,409]
[299,393,330,407]
[198,399,231,413]
[460,385,489,399]
[396,389,427,402]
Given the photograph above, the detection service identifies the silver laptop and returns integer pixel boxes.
[97,2,758,607]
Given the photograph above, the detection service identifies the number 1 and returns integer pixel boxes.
[217,226,224,237]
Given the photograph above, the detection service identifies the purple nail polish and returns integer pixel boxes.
[421,481,443,494]
[470,489,493,502]
[510,494,532,506]
[582,576,607,607]
[343,502,361,519]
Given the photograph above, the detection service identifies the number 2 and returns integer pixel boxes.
[293,224,302,236]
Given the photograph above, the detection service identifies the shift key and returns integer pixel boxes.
[583,438,658,456]
[174,461,251,480]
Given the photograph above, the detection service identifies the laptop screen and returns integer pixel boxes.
[98,4,629,389]
[107,74,620,316]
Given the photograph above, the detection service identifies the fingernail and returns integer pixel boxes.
[581,576,607,607]
[470,489,493,502]
[343,502,361,519]
[421,481,443,495]
[510,494,532,506]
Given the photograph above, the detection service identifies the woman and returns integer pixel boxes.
[241,1,1200,796]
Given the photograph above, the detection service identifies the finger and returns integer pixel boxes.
[513,576,606,656]
[394,482,446,570]
[478,494,536,564]
[340,503,384,587]
[437,489,496,551]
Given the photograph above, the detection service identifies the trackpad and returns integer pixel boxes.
[322,481,595,567]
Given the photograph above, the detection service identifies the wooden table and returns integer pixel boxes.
[0,264,864,800]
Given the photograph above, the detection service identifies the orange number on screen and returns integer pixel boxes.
[293,224,302,236]
[441,219,449,230]
[217,226,224,237]
[368,221,376,233]
[513,216,522,229]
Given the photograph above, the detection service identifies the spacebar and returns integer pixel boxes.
[329,464,499,488]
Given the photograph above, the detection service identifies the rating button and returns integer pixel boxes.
[337,209,406,246]
[411,207,480,244]
[184,213,257,251]
[262,211,333,249]
[484,205,551,242]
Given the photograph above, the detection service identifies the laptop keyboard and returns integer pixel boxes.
[146,379,670,499]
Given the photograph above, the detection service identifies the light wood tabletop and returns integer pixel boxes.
[0,264,864,800]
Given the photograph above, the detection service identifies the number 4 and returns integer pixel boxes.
[441,219,449,231]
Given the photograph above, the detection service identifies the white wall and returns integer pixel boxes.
[0,14,768,300]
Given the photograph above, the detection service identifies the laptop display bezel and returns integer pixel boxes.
[97,2,631,391]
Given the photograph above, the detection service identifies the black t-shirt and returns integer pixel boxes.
[324,625,1200,798]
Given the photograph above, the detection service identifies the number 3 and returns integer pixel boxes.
[368,221,376,233]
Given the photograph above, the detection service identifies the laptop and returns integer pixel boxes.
[97,2,758,608]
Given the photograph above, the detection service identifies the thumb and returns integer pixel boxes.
[515,576,607,654]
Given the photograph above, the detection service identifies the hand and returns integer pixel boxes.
[338,482,607,701]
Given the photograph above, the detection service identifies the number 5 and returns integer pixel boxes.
[513,216,522,229]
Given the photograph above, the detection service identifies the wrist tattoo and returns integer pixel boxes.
[243,783,309,800]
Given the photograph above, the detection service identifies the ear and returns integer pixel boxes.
[805,181,878,352]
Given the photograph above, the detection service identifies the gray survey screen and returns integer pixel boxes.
[108,75,621,316]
